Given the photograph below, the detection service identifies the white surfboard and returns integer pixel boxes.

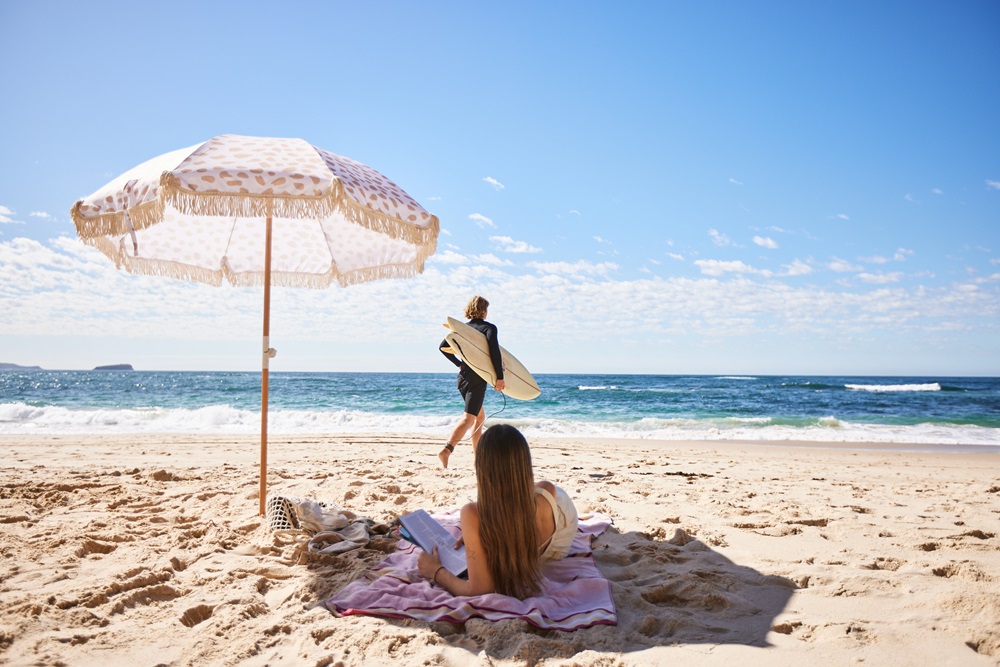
[444,317,541,401]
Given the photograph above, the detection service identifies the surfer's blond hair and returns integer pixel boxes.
[464,295,489,320]
[475,425,541,599]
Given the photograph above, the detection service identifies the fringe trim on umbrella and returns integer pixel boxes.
[160,173,338,221]
[335,262,421,288]
[81,236,225,286]
[73,175,440,253]
[221,260,431,289]
[332,184,441,248]
[224,269,336,289]
[160,174,440,248]
[83,232,432,289]
[71,198,166,238]
[119,253,225,287]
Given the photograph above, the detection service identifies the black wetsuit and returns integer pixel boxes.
[439,318,504,416]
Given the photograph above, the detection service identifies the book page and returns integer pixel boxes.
[398,509,467,577]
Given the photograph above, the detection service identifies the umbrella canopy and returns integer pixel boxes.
[72,134,438,286]
[72,134,438,513]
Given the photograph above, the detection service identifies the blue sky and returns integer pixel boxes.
[1,1,998,375]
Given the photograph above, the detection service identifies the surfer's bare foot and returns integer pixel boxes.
[439,443,456,469]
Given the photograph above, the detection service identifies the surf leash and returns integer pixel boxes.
[448,337,510,437]
[460,353,508,437]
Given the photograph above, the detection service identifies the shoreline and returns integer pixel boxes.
[2,432,998,462]
[1,433,998,665]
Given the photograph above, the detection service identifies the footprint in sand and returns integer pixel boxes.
[948,529,995,541]
[75,540,117,558]
[771,620,804,635]
[641,579,731,612]
[932,561,994,581]
[180,604,214,627]
[862,557,903,571]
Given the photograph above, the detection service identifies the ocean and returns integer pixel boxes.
[1,371,998,449]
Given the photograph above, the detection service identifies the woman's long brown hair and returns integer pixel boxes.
[475,424,541,599]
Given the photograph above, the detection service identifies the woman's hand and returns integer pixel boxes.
[494,379,506,392]
[417,546,442,580]
[454,535,465,549]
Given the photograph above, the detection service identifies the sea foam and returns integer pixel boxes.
[846,383,941,392]
[1,402,996,447]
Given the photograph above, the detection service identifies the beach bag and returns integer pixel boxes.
[266,494,349,535]
[265,495,301,535]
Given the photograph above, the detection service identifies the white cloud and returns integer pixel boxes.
[473,253,514,266]
[569,209,580,216]
[667,253,684,261]
[468,213,495,229]
[708,229,733,246]
[30,211,52,219]
[782,259,813,276]
[483,177,505,191]
[836,213,850,221]
[858,272,902,284]
[694,259,772,277]
[0,205,22,224]
[427,250,469,265]
[593,236,611,244]
[828,257,863,273]
[729,178,743,186]
[527,260,618,278]
[753,236,778,249]
[904,194,918,203]
[986,180,1000,190]
[860,248,915,264]
[490,235,541,254]
[932,188,943,195]
[4,236,998,374]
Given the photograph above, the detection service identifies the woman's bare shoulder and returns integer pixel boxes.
[460,501,480,521]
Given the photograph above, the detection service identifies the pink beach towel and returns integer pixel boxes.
[325,514,616,631]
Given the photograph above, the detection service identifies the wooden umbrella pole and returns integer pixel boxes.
[259,216,273,516]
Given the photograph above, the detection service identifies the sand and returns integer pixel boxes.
[1,433,998,666]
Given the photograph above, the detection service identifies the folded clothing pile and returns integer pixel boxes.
[265,494,373,555]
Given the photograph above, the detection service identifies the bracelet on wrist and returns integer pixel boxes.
[433,566,445,584]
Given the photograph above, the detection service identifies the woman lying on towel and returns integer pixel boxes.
[417,424,579,599]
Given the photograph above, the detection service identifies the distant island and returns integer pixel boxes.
[94,364,135,371]
[0,363,43,370]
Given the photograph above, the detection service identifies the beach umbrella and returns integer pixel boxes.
[72,134,439,514]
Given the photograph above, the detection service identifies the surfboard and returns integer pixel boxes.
[443,317,541,401]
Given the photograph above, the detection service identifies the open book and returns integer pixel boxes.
[398,509,467,577]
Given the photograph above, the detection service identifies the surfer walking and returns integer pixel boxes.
[438,295,505,468]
